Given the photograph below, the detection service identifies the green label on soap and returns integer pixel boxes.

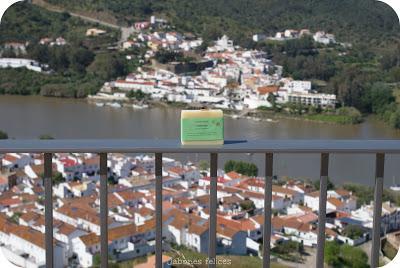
[181,117,224,141]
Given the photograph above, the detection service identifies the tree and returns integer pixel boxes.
[108,175,117,185]
[39,172,65,184]
[155,49,185,64]
[324,241,369,268]
[224,160,236,174]
[29,44,50,63]
[0,130,8,139]
[88,53,127,80]
[324,241,341,267]
[240,199,256,212]
[10,212,22,224]
[313,177,335,191]
[49,47,70,72]
[361,82,395,114]
[199,160,209,171]
[342,225,365,240]
[343,183,374,207]
[53,172,65,184]
[341,244,369,268]
[127,90,148,101]
[69,47,95,74]
[39,134,54,140]
[336,107,363,124]
[390,108,400,129]
[267,93,276,109]
[93,254,101,267]
[224,160,258,177]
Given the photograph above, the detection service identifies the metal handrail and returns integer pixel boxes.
[1,139,397,268]
[1,139,400,153]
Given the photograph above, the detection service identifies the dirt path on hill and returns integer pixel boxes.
[31,0,136,44]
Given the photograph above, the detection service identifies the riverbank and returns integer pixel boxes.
[150,100,365,126]
[0,90,387,128]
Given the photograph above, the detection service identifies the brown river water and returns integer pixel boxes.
[1,95,399,187]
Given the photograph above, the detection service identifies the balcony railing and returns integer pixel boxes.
[1,139,400,268]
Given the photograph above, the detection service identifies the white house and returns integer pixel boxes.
[1,153,31,169]
[313,31,336,45]
[5,225,67,268]
[0,58,43,72]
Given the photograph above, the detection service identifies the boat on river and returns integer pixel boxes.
[106,102,122,108]
[132,103,149,109]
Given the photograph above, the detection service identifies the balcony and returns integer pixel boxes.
[1,139,399,268]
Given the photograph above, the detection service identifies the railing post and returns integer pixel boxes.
[316,153,329,268]
[99,153,108,268]
[44,153,53,268]
[209,153,218,268]
[371,153,385,268]
[155,153,163,268]
[263,153,273,268]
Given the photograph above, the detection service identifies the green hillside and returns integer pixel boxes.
[45,0,399,46]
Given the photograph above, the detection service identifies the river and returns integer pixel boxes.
[1,95,399,187]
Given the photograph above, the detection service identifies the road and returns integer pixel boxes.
[31,0,136,45]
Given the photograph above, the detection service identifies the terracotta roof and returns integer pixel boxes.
[218,216,257,231]
[239,190,264,200]
[30,164,57,176]
[3,154,19,163]
[170,216,188,229]
[257,86,279,95]
[281,218,314,233]
[116,191,145,202]
[56,204,106,226]
[195,195,210,206]
[188,223,208,235]
[328,197,344,208]
[0,176,8,185]
[80,232,99,247]
[244,178,265,188]
[136,206,155,217]
[307,191,320,198]
[138,219,156,233]
[219,195,242,205]
[217,224,239,239]
[0,197,22,207]
[82,156,100,166]
[9,225,52,249]
[335,189,351,197]
[0,213,13,232]
[20,211,41,223]
[58,222,79,236]
[326,228,338,238]
[109,224,139,241]
[272,185,297,196]
[251,214,264,225]
[108,193,124,208]
[296,212,318,224]
[168,166,186,175]
[225,171,241,180]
